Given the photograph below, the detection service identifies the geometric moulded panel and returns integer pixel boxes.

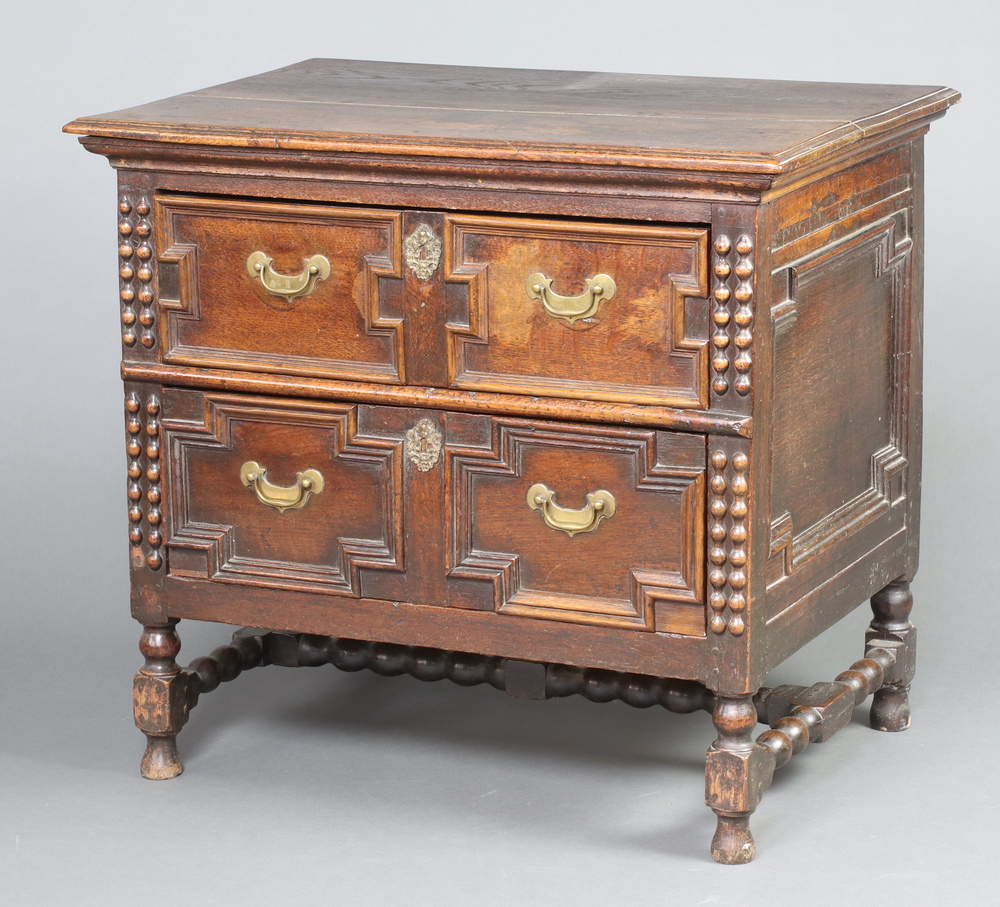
[161,390,403,595]
[448,418,706,633]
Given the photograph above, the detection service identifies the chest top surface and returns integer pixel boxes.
[64,58,959,175]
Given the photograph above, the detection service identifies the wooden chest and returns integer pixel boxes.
[65,60,959,863]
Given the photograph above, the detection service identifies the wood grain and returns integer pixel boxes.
[157,195,405,382]
[64,59,960,176]
[445,417,706,632]
[161,390,403,595]
[445,214,710,407]
[121,362,752,436]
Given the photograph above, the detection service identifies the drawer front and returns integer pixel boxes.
[150,195,712,412]
[445,215,711,407]
[156,195,405,382]
[160,390,404,594]
[445,416,707,633]
[154,390,707,636]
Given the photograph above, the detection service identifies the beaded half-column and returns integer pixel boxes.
[706,214,756,653]
[710,233,754,406]
[707,444,750,638]
[124,389,163,571]
[118,195,157,351]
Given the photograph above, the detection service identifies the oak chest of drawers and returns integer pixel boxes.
[66,60,959,863]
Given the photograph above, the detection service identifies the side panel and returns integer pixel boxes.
[761,143,922,666]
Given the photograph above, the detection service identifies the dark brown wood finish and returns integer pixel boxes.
[133,620,187,780]
[161,390,404,596]
[156,195,406,382]
[159,389,708,633]
[867,579,916,731]
[137,625,719,778]
[120,362,752,435]
[761,142,922,668]
[65,60,956,176]
[67,59,958,864]
[443,417,705,632]
[444,215,710,406]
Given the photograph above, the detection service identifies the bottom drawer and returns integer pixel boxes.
[140,387,707,639]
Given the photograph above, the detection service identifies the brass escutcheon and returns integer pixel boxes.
[246,251,331,303]
[403,224,442,279]
[240,460,325,513]
[526,483,616,537]
[525,272,617,324]
[405,418,443,472]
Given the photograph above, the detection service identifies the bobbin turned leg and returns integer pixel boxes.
[133,619,193,780]
[867,579,916,732]
[705,697,776,864]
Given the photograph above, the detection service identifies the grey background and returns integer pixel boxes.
[1,1,995,904]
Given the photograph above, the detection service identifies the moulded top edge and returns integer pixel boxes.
[63,59,961,177]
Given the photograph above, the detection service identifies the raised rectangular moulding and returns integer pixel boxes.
[159,389,403,595]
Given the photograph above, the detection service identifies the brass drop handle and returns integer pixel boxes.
[526,483,616,537]
[525,272,617,324]
[246,251,331,302]
[240,461,325,513]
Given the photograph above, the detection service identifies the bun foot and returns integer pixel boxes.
[711,815,756,864]
[140,734,184,780]
[870,686,911,732]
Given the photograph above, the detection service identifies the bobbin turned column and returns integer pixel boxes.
[705,697,776,864]
[867,579,916,732]
[133,619,193,780]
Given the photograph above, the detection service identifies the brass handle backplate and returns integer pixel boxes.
[246,251,331,302]
[526,483,616,537]
[240,460,325,513]
[525,272,617,324]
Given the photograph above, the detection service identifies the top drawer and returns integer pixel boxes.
[154,195,711,408]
